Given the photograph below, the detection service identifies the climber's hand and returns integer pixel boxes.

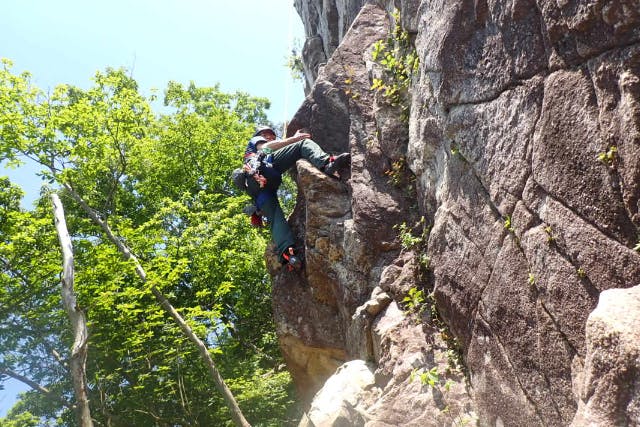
[294,129,311,141]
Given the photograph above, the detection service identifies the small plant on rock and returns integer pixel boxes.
[410,366,439,388]
[410,363,475,425]
[395,216,428,251]
[504,215,514,233]
[418,253,431,270]
[370,9,418,121]
[597,145,617,165]
[343,66,360,100]
[403,286,426,316]
[544,225,555,244]
[424,292,467,376]
[385,156,407,187]
[396,221,422,249]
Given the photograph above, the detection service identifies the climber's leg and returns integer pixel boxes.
[271,139,330,172]
[258,193,296,260]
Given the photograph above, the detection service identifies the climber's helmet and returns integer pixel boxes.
[254,125,276,138]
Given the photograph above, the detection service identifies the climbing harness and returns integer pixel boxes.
[233,146,282,229]
[243,150,272,189]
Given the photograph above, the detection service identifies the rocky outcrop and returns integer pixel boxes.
[298,360,376,426]
[273,0,640,425]
[571,285,640,426]
[294,0,366,93]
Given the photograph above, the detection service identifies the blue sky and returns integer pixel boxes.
[1,0,306,207]
[0,0,305,417]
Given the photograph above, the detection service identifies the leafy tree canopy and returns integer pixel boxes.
[0,59,298,426]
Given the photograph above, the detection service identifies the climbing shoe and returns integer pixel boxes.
[323,153,351,177]
[281,247,302,271]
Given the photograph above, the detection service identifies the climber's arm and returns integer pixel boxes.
[257,130,311,151]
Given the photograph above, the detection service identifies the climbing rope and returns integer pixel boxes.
[282,3,295,137]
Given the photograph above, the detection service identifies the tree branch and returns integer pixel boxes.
[56,182,251,427]
[0,368,73,410]
[51,193,94,427]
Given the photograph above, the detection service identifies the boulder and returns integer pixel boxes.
[299,360,376,427]
[572,285,640,426]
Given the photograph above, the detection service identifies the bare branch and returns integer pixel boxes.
[0,368,73,409]
[56,182,251,427]
[51,193,93,427]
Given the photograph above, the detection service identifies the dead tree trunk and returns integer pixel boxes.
[50,193,94,427]
[60,185,251,427]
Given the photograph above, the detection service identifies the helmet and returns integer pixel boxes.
[249,135,268,145]
[253,125,277,137]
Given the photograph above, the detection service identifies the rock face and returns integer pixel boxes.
[272,0,640,425]
[294,0,366,93]
[571,285,640,426]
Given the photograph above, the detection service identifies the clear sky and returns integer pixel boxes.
[0,0,305,417]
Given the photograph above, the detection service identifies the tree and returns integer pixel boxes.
[0,178,77,426]
[50,193,92,426]
[0,59,298,426]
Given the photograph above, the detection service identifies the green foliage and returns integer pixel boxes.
[384,156,407,187]
[343,68,361,100]
[418,253,431,270]
[544,225,555,244]
[503,214,523,248]
[396,222,421,249]
[409,363,475,425]
[278,173,298,218]
[226,368,300,426]
[424,291,466,377]
[384,156,417,197]
[391,215,465,383]
[286,39,304,82]
[0,61,296,425]
[370,10,418,120]
[503,215,514,233]
[395,216,428,251]
[0,410,41,427]
[410,366,439,388]
[402,287,426,316]
[597,145,617,165]
[0,179,73,425]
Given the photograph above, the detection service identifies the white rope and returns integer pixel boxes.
[282,3,295,137]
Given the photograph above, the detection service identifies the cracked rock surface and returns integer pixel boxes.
[273,0,640,425]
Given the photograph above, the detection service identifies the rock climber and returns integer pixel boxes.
[239,125,350,270]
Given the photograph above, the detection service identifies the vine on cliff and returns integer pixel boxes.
[370,9,418,121]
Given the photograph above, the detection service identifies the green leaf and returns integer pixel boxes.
[0,64,291,425]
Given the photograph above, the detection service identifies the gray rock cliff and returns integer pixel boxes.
[273,0,640,425]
